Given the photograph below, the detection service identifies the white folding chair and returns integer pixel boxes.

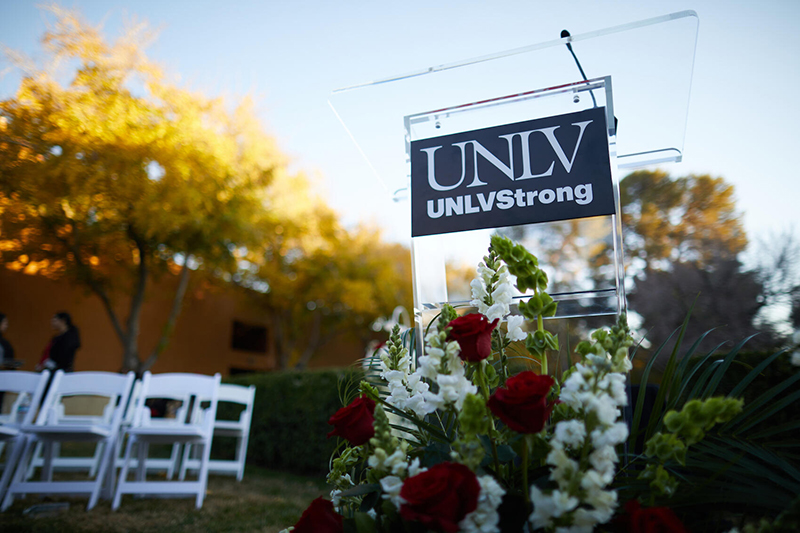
[112,380,188,478]
[113,372,221,510]
[0,370,50,503]
[180,383,255,481]
[1,370,135,511]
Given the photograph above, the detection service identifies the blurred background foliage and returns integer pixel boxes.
[503,168,800,362]
[1,5,798,375]
[0,6,412,373]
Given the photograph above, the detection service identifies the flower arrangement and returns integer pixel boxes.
[283,236,800,533]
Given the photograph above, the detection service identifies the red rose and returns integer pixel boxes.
[327,395,376,446]
[400,462,480,533]
[292,497,343,533]
[620,500,688,533]
[487,371,555,433]
[447,313,499,362]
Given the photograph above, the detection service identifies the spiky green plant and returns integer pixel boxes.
[618,307,800,531]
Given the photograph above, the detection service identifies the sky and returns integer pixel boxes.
[1,0,799,258]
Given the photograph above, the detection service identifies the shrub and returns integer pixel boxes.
[224,368,362,475]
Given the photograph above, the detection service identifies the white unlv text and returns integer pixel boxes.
[419,120,593,192]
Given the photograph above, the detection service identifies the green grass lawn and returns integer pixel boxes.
[0,466,328,532]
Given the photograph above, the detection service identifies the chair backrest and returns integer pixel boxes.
[36,370,135,430]
[217,383,256,425]
[0,370,50,426]
[133,372,221,432]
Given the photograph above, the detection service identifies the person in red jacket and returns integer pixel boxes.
[37,312,81,373]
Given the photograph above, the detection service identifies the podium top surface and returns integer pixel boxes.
[329,11,699,201]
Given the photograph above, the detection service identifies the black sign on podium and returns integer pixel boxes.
[410,107,615,238]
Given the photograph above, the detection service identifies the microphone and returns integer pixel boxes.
[560,29,598,108]
[561,30,574,52]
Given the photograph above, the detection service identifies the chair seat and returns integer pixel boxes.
[0,425,20,439]
[213,420,245,436]
[128,425,206,443]
[21,424,112,440]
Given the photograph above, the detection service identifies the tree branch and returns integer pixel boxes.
[61,224,127,344]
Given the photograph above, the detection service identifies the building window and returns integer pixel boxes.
[231,320,268,353]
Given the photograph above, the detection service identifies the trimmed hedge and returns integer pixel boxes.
[224,368,362,476]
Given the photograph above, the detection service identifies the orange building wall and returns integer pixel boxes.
[0,269,368,375]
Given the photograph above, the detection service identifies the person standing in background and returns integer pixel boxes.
[0,312,17,410]
[37,312,81,373]
[0,313,14,367]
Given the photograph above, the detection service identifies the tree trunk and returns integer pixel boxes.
[121,237,149,373]
[272,310,291,370]
[68,236,130,371]
[141,255,192,372]
[294,312,323,370]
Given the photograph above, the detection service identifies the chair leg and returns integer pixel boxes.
[24,441,42,480]
[0,437,24,503]
[104,434,124,500]
[179,443,192,481]
[235,431,249,482]
[42,442,54,482]
[113,436,135,511]
[1,438,35,511]
[135,441,148,498]
[89,441,104,478]
[197,438,213,509]
[167,443,181,480]
[87,437,115,510]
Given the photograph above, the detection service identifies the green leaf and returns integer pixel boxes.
[629,329,678,451]
[725,372,800,434]
[644,302,697,439]
[701,334,757,399]
[728,348,789,398]
[339,483,382,498]
[360,491,381,513]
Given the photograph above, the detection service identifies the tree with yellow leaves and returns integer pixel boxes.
[239,173,413,370]
[0,6,279,372]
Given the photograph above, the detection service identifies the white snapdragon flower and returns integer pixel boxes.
[598,373,627,405]
[506,314,527,342]
[587,394,621,426]
[380,475,405,508]
[548,449,580,486]
[589,445,619,482]
[407,457,426,477]
[554,420,587,449]
[791,351,800,367]
[585,484,617,514]
[470,260,515,322]
[533,333,632,532]
[368,441,410,475]
[591,422,628,449]
[572,508,607,532]
[530,486,558,530]
[551,489,580,517]
[459,475,506,533]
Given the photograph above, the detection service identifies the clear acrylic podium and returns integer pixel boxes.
[329,11,699,327]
